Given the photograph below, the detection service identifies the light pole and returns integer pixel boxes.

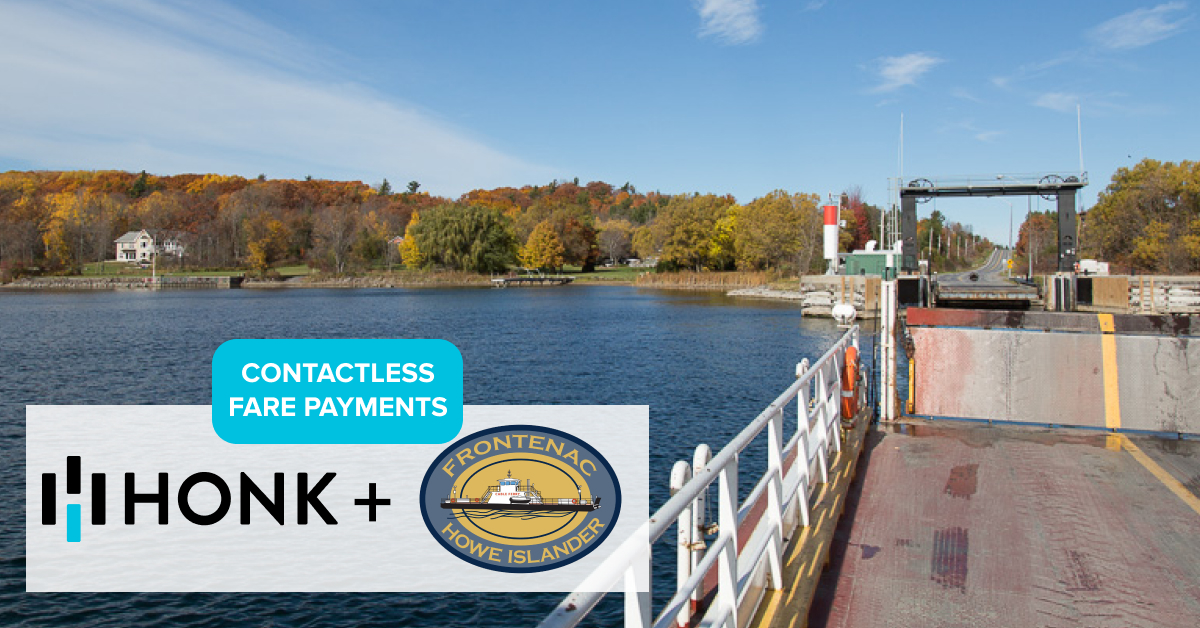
[1006,200,1013,277]
[1026,195,1032,279]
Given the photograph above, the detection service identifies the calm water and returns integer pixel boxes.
[0,286,865,627]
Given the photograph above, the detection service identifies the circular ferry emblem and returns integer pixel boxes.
[420,425,621,572]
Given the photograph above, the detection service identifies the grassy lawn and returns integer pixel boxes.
[274,264,314,277]
[562,264,649,282]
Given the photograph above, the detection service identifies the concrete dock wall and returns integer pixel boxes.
[728,276,882,318]
[908,308,1200,435]
[4,276,243,289]
[1076,275,1200,314]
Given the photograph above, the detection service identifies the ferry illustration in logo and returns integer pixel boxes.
[440,470,601,512]
[420,425,620,572]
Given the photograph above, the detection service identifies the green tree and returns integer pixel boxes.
[407,180,421,194]
[378,179,393,196]
[520,220,566,270]
[352,210,388,267]
[129,170,151,199]
[410,203,517,272]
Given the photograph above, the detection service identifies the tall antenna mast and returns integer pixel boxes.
[1076,104,1085,175]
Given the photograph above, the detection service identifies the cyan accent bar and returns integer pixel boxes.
[67,504,81,542]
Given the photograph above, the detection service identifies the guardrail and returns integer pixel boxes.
[539,326,862,628]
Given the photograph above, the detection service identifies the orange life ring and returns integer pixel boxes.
[841,346,858,418]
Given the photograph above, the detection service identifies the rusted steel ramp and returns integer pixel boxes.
[807,421,1200,627]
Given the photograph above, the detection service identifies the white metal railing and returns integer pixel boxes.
[539,326,861,628]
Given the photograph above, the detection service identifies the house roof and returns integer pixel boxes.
[113,229,189,244]
[114,230,146,243]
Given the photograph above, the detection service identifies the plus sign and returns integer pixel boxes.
[354,483,390,522]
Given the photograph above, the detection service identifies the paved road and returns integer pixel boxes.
[937,248,1013,287]
[935,248,1036,299]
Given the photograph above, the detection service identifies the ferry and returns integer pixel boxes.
[441,471,601,512]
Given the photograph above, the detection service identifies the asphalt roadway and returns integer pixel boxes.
[935,248,1037,302]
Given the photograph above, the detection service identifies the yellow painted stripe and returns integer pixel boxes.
[1121,435,1200,517]
[1097,314,1121,430]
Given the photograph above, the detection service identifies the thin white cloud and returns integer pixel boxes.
[952,88,983,103]
[989,51,1080,91]
[695,0,763,45]
[1034,92,1079,113]
[939,119,1001,143]
[803,1,828,11]
[1089,2,1191,50]
[873,53,943,92]
[0,0,553,194]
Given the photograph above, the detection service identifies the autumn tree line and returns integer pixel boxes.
[0,171,891,279]
[2,159,1193,280]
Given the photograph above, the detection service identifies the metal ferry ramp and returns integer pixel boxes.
[932,248,1039,309]
[805,421,1200,628]
[537,312,1200,626]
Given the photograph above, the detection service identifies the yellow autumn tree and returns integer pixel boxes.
[398,212,426,268]
[244,212,288,275]
[520,220,565,270]
[42,190,89,270]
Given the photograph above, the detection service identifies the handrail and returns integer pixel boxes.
[539,326,861,628]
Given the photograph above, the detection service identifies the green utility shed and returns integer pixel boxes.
[844,252,891,276]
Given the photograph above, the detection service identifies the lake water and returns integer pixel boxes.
[0,285,868,626]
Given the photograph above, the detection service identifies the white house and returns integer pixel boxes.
[114,230,186,261]
[114,230,154,261]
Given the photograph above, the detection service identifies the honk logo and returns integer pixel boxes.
[41,456,98,542]
[419,425,621,573]
[40,456,339,542]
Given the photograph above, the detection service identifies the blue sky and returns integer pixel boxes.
[1,0,1196,243]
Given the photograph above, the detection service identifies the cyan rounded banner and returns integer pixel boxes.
[420,424,621,573]
[211,339,463,444]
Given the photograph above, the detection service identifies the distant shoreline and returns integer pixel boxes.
[0,275,646,290]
